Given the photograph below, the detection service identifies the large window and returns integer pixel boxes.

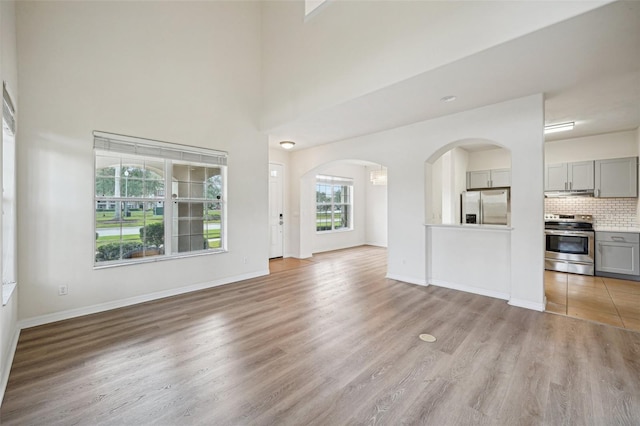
[316,175,353,232]
[94,132,227,266]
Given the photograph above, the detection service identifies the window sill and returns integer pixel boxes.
[2,282,16,306]
[316,228,354,235]
[94,248,227,270]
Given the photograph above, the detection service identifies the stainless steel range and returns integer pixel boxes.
[544,214,595,275]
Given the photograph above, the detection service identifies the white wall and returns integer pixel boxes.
[16,2,268,323]
[467,147,511,171]
[261,0,606,131]
[0,0,19,405]
[365,166,387,247]
[545,129,638,163]
[452,147,469,224]
[428,227,511,299]
[427,146,468,225]
[289,94,545,309]
[310,162,366,253]
[429,156,443,224]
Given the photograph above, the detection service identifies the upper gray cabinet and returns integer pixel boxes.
[545,161,594,191]
[594,157,638,198]
[467,168,510,189]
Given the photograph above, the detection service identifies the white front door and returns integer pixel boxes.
[269,163,284,258]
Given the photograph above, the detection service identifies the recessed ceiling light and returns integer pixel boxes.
[544,121,575,134]
[440,95,457,103]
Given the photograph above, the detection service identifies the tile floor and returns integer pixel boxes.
[545,270,640,332]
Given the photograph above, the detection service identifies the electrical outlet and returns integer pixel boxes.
[58,285,68,296]
[243,257,248,264]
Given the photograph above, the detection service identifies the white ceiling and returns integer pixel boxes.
[267,1,640,150]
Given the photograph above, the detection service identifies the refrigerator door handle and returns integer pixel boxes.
[479,198,483,224]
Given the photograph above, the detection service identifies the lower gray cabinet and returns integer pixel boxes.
[595,232,640,276]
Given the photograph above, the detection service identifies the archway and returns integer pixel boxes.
[298,159,388,258]
[425,138,512,226]
[424,138,514,302]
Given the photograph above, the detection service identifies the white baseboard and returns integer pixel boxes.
[365,241,387,248]
[0,327,20,406]
[386,274,427,286]
[19,269,270,330]
[429,279,510,301]
[508,297,546,312]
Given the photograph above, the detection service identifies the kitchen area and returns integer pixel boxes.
[432,128,640,331]
[543,130,640,332]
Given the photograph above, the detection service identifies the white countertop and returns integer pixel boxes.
[425,223,513,231]
[594,227,640,233]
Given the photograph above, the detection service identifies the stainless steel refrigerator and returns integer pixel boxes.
[461,189,509,225]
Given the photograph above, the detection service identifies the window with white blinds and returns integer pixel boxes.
[94,131,227,267]
[315,175,353,232]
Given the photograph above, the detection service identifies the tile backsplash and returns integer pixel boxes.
[545,197,639,229]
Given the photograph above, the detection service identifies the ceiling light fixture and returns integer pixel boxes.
[440,95,457,103]
[544,121,575,134]
[370,166,387,186]
[279,140,295,150]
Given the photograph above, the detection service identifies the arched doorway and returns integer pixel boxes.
[298,159,388,258]
[425,138,512,226]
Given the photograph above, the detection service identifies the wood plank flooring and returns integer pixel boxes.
[545,270,640,331]
[2,245,640,425]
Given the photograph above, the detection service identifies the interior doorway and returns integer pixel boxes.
[269,163,284,258]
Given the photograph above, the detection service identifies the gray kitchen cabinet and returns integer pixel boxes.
[489,168,511,187]
[467,168,510,189]
[594,157,638,198]
[545,163,568,191]
[595,232,640,276]
[545,161,594,191]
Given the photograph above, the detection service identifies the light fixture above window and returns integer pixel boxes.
[544,121,575,134]
[370,166,387,186]
[279,140,295,150]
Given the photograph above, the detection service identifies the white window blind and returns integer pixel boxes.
[93,131,227,166]
[316,175,353,185]
[3,82,16,136]
[2,82,17,304]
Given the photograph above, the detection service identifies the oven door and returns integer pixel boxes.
[545,230,594,263]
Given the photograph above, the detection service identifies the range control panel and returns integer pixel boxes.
[544,213,593,223]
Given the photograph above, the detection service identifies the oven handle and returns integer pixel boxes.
[544,230,594,237]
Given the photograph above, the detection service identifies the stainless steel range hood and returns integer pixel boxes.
[544,190,594,198]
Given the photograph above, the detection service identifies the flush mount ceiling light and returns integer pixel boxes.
[544,121,575,134]
[279,140,295,150]
[440,95,457,103]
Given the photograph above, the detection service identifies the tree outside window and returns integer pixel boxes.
[316,175,353,232]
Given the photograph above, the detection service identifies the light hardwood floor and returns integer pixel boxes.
[2,246,639,425]
[545,270,640,331]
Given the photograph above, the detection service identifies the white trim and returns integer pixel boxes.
[0,327,20,406]
[424,223,513,232]
[2,282,16,306]
[386,274,427,286]
[365,241,387,248]
[304,0,331,21]
[429,279,510,301]
[93,130,227,162]
[508,298,546,312]
[19,270,269,329]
